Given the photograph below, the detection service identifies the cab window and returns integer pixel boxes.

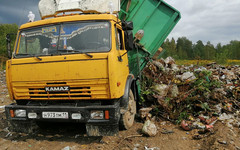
[115,28,124,50]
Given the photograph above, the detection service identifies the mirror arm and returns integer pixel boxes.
[118,51,128,62]
[6,34,12,59]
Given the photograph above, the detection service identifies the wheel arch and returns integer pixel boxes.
[120,74,138,110]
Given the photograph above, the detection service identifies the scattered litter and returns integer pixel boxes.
[3,127,12,138]
[144,146,160,150]
[153,84,168,97]
[219,113,234,121]
[161,128,174,134]
[139,108,153,120]
[62,146,71,150]
[5,132,12,138]
[179,72,196,81]
[218,140,228,145]
[182,137,187,140]
[142,120,157,137]
[205,125,214,131]
[133,143,140,150]
[170,84,179,97]
[206,117,217,125]
[141,57,239,140]
[192,134,202,140]
[164,56,175,65]
[193,121,205,129]
[160,121,167,126]
[181,120,192,131]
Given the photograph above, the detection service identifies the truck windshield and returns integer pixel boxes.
[17,21,111,57]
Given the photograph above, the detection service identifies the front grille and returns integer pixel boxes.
[13,79,110,100]
[29,87,91,99]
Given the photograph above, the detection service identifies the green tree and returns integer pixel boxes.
[162,37,177,58]
[0,24,18,57]
[160,36,239,61]
[216,43,222,52]
[176,37,193,59]
[204,41,216,60]
[229,40,240,59]
[193,40,204,59]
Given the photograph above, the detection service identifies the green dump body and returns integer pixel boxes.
[119,0,181,77]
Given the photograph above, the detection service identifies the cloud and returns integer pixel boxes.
[167,0,240,45]
[0,0,40,25]
[0,0,239,46]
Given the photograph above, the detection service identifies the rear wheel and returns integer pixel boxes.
[120,89,136,130]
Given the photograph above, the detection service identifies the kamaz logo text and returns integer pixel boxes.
[45,86,69,92]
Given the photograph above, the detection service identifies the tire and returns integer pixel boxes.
[119,89,136,130]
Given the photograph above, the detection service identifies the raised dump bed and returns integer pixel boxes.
[119,0,181,76]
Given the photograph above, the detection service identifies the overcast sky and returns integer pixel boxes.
[167,0,240,45]
[0,0,240,46]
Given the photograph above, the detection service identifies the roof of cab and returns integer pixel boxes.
[20,14,119,29]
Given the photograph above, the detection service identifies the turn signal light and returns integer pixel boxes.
[105,110,109,120]
[10,110,14,118]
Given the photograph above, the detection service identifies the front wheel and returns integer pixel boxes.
[120,89,136,130]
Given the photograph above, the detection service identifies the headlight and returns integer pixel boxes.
[72,113,81,119]
[15,109,26,117]
[90,110,104,120]
[28,112,37,119]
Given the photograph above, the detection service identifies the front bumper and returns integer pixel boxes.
[5,102,120,125]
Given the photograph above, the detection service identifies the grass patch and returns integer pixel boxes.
[0,56,8,71]
[227,60,240,65]
[1,64,6,70]
[176,60,240,66]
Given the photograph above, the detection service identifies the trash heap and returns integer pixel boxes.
[140,57,240,136]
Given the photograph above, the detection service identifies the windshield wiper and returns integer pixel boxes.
[34,55,42,61]
[16,53,42,61]
[77,51,93,58]
[57,49,93,58]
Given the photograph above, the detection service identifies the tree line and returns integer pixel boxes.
[0,24,18,57]
[0,24,239,61]
[162,37,240,61]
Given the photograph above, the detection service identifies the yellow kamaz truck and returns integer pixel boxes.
[5,0,180,136]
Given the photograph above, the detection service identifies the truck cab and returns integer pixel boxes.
[6,14,136,136]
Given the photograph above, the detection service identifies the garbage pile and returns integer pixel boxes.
[140,57,240,136]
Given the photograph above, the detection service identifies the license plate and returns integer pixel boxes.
[42,112,68,119]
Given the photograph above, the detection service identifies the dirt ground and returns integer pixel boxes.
[0,70,239,150]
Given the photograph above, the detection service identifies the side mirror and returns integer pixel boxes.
[6,34,12,59]
[124,30,134,51]
[122,21,133,31]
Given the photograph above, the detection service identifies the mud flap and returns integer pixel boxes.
[8,120,38,134]
[86,124,119,136]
